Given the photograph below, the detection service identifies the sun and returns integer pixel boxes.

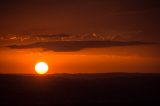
[35,62,48,74]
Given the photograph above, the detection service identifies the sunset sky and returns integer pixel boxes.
[0,0,160,74]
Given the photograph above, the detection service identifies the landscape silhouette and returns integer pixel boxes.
[0,73,160,105]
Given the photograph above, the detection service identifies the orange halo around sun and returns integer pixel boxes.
[35,62,48,74]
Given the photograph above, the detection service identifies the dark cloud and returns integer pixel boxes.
[7,41,156,52]
[35,33,71,38]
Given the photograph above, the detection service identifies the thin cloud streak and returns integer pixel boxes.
[7,41,156,52]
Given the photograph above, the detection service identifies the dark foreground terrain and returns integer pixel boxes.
[0,73,160,105]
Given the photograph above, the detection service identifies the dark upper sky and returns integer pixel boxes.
[0,0,160,41]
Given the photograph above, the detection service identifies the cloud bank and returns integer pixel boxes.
[7,41,155,52]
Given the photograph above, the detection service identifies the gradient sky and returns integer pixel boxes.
[0,0,160,73]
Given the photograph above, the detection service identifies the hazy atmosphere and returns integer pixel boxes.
[1,0,160,105]
[0,0,160,73]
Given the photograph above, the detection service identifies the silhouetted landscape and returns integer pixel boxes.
[0,73,160,105]
[0,0,160,105]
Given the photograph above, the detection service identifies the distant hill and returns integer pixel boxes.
[0,73,160,105]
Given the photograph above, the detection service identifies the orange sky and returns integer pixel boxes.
[0,44,159,74]
[0,0,160,74]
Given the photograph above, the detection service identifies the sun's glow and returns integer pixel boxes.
[35,62,48,74]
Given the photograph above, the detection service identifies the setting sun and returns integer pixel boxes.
[35,62,48,74]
